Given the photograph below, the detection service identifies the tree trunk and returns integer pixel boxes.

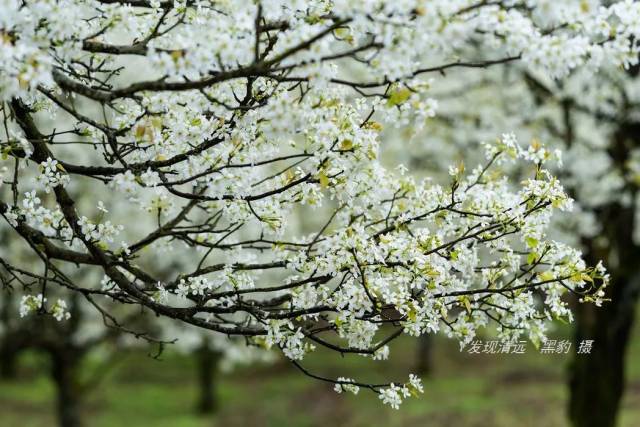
[415,334,433,377]
[51,350,83,427]
[569,273,639,427]
[0,343,18,379]
[569,195,640,427]
[196,343,221,415]
[0,291,20,380]
[568,119,640,427]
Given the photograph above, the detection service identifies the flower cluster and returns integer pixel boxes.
[19,294,45,318]
[36,158,69,193]
[264,320,316,361]
[77,216,124,246]
[51,298,71,322]
[19,294,70,322]
[378,374,424,409]
[333,377,361,395]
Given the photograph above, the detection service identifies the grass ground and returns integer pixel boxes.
[1,321,640,427]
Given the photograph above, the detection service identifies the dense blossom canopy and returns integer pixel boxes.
[1,0,634,406]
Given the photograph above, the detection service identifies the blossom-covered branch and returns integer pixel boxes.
[1,0,631,407]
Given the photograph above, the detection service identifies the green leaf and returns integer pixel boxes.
[340,139,353,150]
[387,88,411,107]
[458,296,472,314]
[539,271,554,282]
[319,171,329,188]
[525,237,538,249]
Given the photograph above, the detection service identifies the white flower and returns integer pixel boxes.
[378,384,405,409]
[19,294,45,318]
[334,377,360,395]
[51,299,71,321]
